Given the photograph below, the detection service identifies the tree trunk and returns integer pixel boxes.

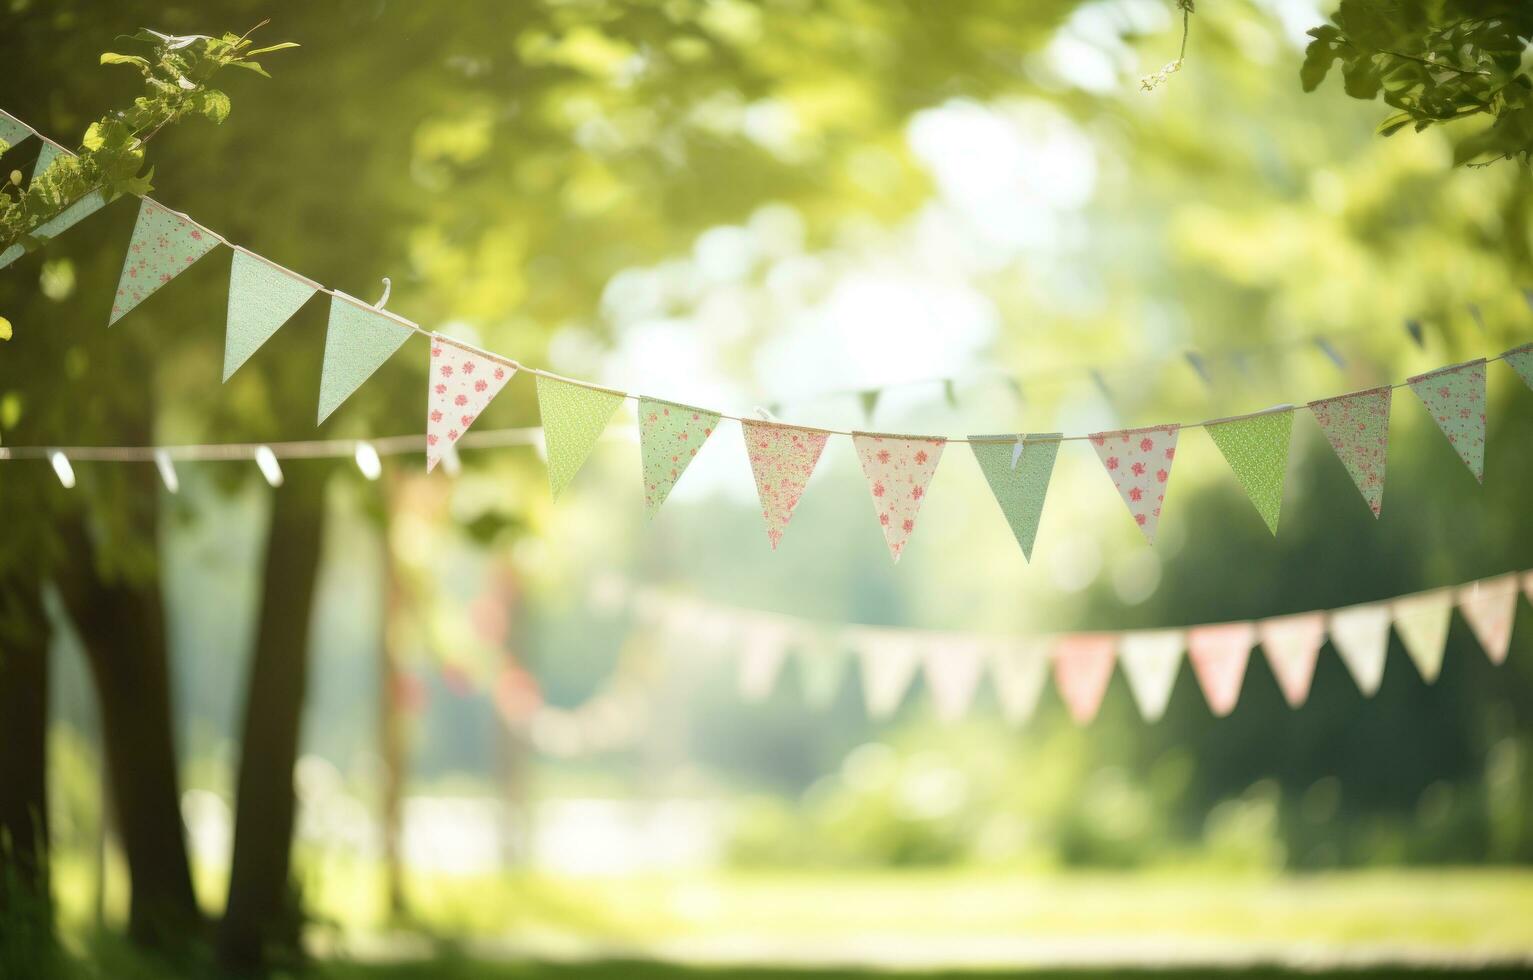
[379,480,408,922]
[53,514,203,952]
[0,574,54,956]
[218,462,330,972]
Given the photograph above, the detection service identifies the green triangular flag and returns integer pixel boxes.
[536,375,623,499]
[1407,359,1486,482]
[317,295,413,423]
[1503,343,1532,390]
[1,143,107,271]
[110,199,219,325]
[0,109,31,149]
[1204,407,1294,535]
[969,433,1059,561]
[638,396,720,517]
[223,250,318,381]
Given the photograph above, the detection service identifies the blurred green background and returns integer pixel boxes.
[2,0,1533,977]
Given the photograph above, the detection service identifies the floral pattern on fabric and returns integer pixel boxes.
[1257,613,1325,708]
[426,336,514,472]
[1204,409,1293,535]
[1505,343,1533,391]
[1408,359,1487,482]
[1187,622,1256,717]
[1458,574,1520,665]
[1052,633,1116,725]
[852,432,946,563]
[110,199,219,325]
[741,420,830,550]
[639,397,720,518]
[1309,386,1391,518]
[1088,425,1180,543]
[537,376,624,499]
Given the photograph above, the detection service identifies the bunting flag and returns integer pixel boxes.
[638,397,720,518]
[1187,622,1256,717]
[1117,629,1186,721]
[1089,425,1180,543]
[1258,612,1325,707]
[991,640,1049,726]
[1458,573,1520,664]
[923,637,988,723]
[0,108,28,147]
[1506,343,1533,389]
[426,336,514,472]
[737,621,792,702]
[1525,570,1533,605]
[1309,386,1391,517]
[852,433,946,562]
[1391,589,1454,682]
[797,634,850,708]
[969,433,1060,561]
[853,630,923,719]
[222,250,317,381]
[1,143,108,271]
[537,376,625,499]
[109,200,220,326]
[1407,359,1487,482]
[1204,408,1293,535]
[1328,603,1391,696]
[1052,633,1116,724]
[741,420,830,550]
[316,295,413,423]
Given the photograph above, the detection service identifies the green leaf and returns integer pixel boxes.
[193,89,231,124]
[0,316,11,342]
[1376,111,1414,136]
[1341,54,1382,99]
[1300,31,1341,92]
[226,60,272,78]
[244,41,299,57]
[99,52,151,71]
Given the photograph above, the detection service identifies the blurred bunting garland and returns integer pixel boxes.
[1328,603,1391,696]
[1257,612,1325,708]
[1117,629,1186,721]
[1391,589,1453,682]
[1187,622,1256,717]
[1052,634,1116,724]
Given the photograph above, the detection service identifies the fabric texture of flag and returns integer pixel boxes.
[1089,425,1180,543]
[638,397,720,518]
[537,375,624,499]
[969,433,1060,561]
[1309,386,1391,517]
[110,199,219,325]
[223,250,318,381]
[426,336,514,472]
[1408,359,1487,481]
[852,433,946,562]
[1204,408,1293,535]
[317,295,413,423]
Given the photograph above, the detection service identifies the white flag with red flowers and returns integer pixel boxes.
[852,433,946,563]
[426,335,514,472]
[1089,425,1180,543]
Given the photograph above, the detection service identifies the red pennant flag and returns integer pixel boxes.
[1187,622,1256,717]
[1052,634,1116,724]
[1257,612,1325,708]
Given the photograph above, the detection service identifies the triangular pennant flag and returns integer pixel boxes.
[1204,407,1293,535]
[1187,622,1256,717]
[1458,574,1520,665]
[797,632,849,708]
[109,199,219,326]
[1117,629,1185,722]
[853,630,923,719]
[991,640,1049,726]
[1309,386,1391,518]
[223,250,318,381]
[1408,359,1487,482]
[1391,589,1454,682]
[1052,634,1116,725]
[741,420,830,550]
[638,397,720,518]
[317,295,414,423]
[1524,570,1533,606]
[923,637,988,723]
[1258,612,1325,708]
[1505,343,1533,390]
[969,433,1060,561]
[0,109,30,148]
[426,336,514,472]
[737,620,792,702]
[537,375,625,499]
[1,143,107,270]
[1088,425,1180,543]
[1328,603,1391,696]
[852,432,945,563]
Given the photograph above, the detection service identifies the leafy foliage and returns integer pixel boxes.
[0,25,295,264]
[1301,0,1533,165]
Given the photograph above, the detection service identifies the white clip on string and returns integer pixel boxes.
[254,445,284,487]
[154,448,179,493]
[48,450,75,488]
[354,441,382,480]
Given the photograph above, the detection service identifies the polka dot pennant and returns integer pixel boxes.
[1204,407,1293,536]
[222,250,318,381]
[638,396,720,518]
[537,375,625,500]
[426,335,514,472]
[1407,358,1487,482]
[317,294,413,423]
[110,199,219,326]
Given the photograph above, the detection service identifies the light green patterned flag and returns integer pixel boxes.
[1,143,107,271]
[1408,359,1487,482]
[223,250,318,381]
[0,109,31,149]
[1506,343,1533,389]
[317,295,413,423]
[536,375,624,499]
[968,433,1060,561]
[1204,406,1294,535]
[638,396,720,517]
[109,199,219,325]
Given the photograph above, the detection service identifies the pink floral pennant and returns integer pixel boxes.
[1187,622,1256,717]
[426,335,515,472]
[110,199,219,326]
[1089,425,1180,543]
[852,433,946,563]
[1258,612,1325,707]
[1309,386,1391,517]
[1052,633,1116,725]
[1458,574,1520,665]
[740,420,830,550]
[1407,359,1487,482]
